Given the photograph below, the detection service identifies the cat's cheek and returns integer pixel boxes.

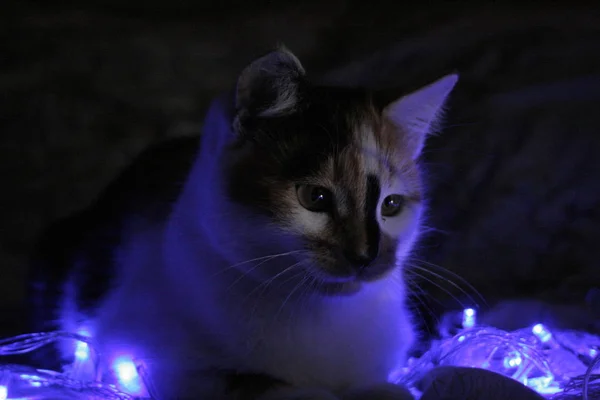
[378,203,421,239]
[288,207,330,237]
[379,204,422,264]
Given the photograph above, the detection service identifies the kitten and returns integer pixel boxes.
[29,48,457,399]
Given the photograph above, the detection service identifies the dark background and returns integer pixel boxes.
[3,1,600,334]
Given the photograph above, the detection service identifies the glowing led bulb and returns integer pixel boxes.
[112,355,147,396]
[75,341,89,361]
[74,327,92,361]
[527,375,558,394]
[114,357,138,383]
[532,323,552,343]
[66,327,96,381]
[462,308,477,329]
[503,352,523,369]
[0,384,6,400]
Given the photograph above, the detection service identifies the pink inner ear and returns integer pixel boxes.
[383,74,458,159]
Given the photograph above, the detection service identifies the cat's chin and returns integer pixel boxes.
[300,257,398,296]
[314,280,363,296]
[310,270,395,296]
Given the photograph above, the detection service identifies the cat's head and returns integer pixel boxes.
[220,48,457,294]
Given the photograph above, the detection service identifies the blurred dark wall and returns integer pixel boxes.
[2,2,600,329]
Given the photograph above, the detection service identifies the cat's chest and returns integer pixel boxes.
[247,281,414,392]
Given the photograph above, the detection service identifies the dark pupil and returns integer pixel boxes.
[311,188,326,204]
[385,196,399,208]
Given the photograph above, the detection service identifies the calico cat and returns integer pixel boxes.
[29,48,457,399]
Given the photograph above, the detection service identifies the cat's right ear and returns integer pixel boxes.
[235,47,306,122]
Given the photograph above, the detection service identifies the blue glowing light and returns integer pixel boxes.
[75,341,89,361]
[114,357,137,383]
[462,308,476,329]
[526,376,561,395]
[19,374,44,388]
[532,323,552,343]
[503,352,523,369]
[2,312,600,399]
[112,355,146,396]
[75,327,91,361]
[68,327,95,381]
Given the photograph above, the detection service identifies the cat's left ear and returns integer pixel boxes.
[383,74,458,159]
[235,47,306,121]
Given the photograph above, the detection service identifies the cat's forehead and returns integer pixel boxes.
[284,110,420,220]
[234,86,420,192]
[303,99,408,184]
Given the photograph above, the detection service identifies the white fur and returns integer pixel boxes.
[359,127,382,175]
[249,271,415,390]
[290,205,330,237]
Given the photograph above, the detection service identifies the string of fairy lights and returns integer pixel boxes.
[0,309,598,399]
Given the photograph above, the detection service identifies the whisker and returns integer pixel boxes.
[247,262,308,319]
[226,256,299,292]
[405,266,470,310]
[408,258,488,307]
[286,274,317,340]
[247,260,307,299]
[275,266,310,291]
[404,277,441,332]
[418,225,451,236]
[212,250,307,277]
[383,271,438,334]
[406,293,434,335]
[300,275,318,313]
[406,283,448,311]
[274,275,310,322]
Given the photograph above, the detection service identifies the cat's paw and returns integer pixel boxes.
[342,382,414,400]
[257,386,340,400]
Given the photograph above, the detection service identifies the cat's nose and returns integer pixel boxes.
[343,248,378,268]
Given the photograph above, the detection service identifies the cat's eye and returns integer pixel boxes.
[296,184,333,212]
[381,194,405,217]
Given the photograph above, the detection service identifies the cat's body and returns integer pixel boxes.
[30,49,457,399]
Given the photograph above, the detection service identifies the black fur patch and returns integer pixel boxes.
[365,174,381,261]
